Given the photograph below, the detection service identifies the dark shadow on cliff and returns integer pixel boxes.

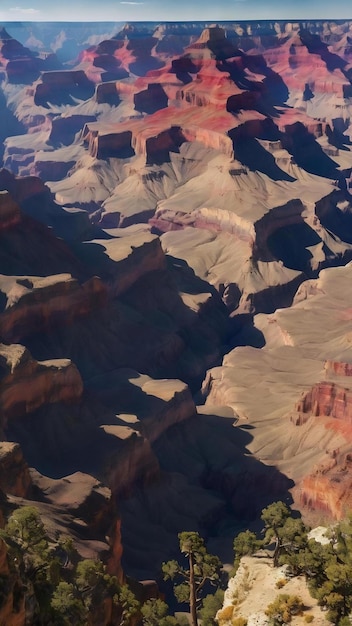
[299,29,347,73]
[23,257,230,390]
[170,56,198,85]
[0,90,26,165]
[227,314,266,350]
[0,212,86,279]
[230,135,295,181]
[122,409,293,575]
[280,122,340,179]
[315,189,352,244]
[166,255,219,298]
[217,52,289,114]
[267,222,321,271]
[34,76,95,108]
[327,124,352,151]
[228,119,295,181]
[5,377,164,483]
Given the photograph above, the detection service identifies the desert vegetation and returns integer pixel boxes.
[0,505,139,625]
[2,500,352,625]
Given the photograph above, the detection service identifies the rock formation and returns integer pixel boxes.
[204,263,352,521]
[2,17,352,587]
[0,442,31,497]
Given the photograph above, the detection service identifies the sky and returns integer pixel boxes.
[0,0,351,22]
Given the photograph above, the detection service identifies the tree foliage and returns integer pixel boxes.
[0,505,140,626]
[141,598,188,626]
[198,588,224,626]
[51,581,87,626]
[233,529,262,570]
[162,531,222,626]
[259,502,309,568]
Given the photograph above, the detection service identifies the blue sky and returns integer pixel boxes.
[0,0,351,21]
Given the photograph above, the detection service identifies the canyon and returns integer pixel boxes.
[1,17,352,623]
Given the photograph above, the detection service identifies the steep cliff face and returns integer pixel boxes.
[203,263,352,522]
[293,381,352,424]
[299,469,352,521]
[0,191,21,231]
[0,536,25,626]
[0,343,83,428]
[0,274,107,343]
[0,442,31,497]
[81,232,166,297]
[34,70,95,106]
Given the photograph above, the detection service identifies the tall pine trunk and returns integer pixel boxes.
[273,536,280,567]
[189,551,198,626]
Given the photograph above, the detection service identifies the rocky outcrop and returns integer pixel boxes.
[202,262,352,522]
[34,470,115,533]
[104,430,160,498]
[0,536,25,626]
[293,381,352,425]
[82,100,236,163]
[0,274,107,343]
[298,445,352,519]
[0,343,83,428]
[95,81,122,105]
[0,169,47,206]
[325,360,352,376]
[84,128,134,160]
[31,159,76,182]
[49,114,97,146]
[88,368,196,443]
[0,442,31,497]
[134,83,168,114]
[80,232,166,297]
[0,191,21,231]
[34,70,95,106]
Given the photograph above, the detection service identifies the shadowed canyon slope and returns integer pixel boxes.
[2,19,352,613]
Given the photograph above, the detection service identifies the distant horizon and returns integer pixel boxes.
[0,0,352,24]
[1,17,352,24]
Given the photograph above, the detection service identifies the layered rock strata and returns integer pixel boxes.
[0,343,83,427]
[203,263,352,520]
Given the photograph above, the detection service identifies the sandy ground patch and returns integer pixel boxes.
[217,553,330,626]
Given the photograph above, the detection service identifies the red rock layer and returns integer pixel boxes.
[294,381,352,423]
[325,360,352,377]
[298,449,352,520]
[263,34,350,97]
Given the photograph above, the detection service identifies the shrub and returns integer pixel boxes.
[217,604,234,621]
[276,579,288,589]
[304,615,314,623]
[265,594,304,625]
[232,618,247,626]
